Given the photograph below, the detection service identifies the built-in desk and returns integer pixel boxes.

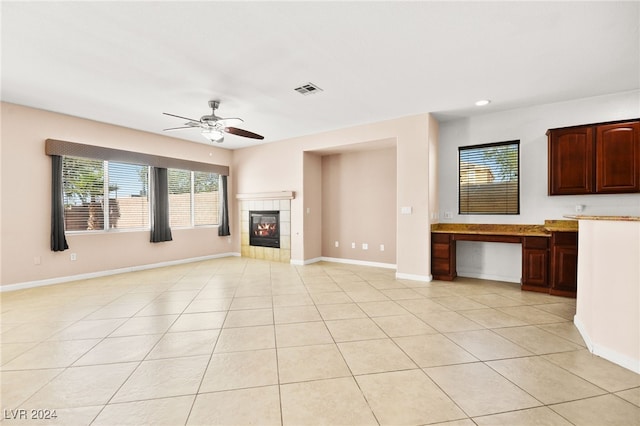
[431,220,578,297]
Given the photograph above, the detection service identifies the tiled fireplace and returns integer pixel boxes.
[238,192,293,262]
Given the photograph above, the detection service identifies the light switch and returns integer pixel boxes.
[401,206,412,214]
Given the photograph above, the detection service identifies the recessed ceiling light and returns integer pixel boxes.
[475,99,491,106]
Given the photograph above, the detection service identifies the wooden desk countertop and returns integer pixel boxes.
[431,220,578,237]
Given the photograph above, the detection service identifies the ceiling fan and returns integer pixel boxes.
[163,100,264,143]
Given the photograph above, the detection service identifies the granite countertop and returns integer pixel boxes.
[431,220,578,237]
[564,215,640,222]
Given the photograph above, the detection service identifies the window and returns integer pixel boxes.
[459,140,520,215]
[62,156,150,230]
[63,157,105,231]
[168,169,192,228]
[108,162,149,229]
[168,169,220,227]
[194,171,220,226]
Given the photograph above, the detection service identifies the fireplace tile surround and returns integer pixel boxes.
[239,194,292,262]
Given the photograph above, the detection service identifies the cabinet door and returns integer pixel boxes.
[521,237,549,291]
[596,121,640,193]
[431,233,456,281]
[550,232,578,298]
[548,126,594,195]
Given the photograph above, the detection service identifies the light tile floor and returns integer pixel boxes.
[2,258,639,425]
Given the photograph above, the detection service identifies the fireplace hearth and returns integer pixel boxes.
[250,210,280,248]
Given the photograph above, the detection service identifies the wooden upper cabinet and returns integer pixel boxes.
[548,119,640,195]
[596,121,640,193]
[548,126,594,195]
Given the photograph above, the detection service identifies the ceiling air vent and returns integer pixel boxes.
[294,82,323,96]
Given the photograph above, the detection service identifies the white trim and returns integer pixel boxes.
[236,191,295,201]
[291,257,324,266]
[591,343,640,375]
[316,257,396,269]
[396,272,432,282]
[574,316,640,374]
[295,258,437,284]
[456,271,521,284]
[573,316,594,352]
[1,252,240,293]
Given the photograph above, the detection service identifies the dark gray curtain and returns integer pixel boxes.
[51,155,69,251]
[218,174,230,236]
[150,167,173,243]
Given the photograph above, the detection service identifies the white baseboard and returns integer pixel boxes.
[396,272,432,282]
[316,257,396,270]
[456,271,521,283]
[1,252,240,292]
[574,316,640,374]
[573,316,594,352]
[289,257,326,266]
[293,257,431,283]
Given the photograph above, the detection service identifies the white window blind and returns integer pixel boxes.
[194,171,220,226]
[168,168,192,228]
[61,156,218,232]
[108,162,149,229]
[62,156,105,231]
[459,140,520,215]
[62,157,151,231]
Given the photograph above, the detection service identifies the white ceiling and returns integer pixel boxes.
[2,1,638,150]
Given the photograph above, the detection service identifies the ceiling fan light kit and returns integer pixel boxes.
[201,128,224,143]
[163,100,264,144]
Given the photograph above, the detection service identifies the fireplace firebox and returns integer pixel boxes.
[249,210,280,248]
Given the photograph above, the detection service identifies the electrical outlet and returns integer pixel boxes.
[70,253,77,261]
[335,241,339,248]
[380,244,385,251]
[351,242,356,249]
[444,211,453,219]
[34,256,41,265]
[362,243,368,250]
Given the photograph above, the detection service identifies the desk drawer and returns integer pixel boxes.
[523,236,549,249]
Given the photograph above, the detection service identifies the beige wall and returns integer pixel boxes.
[303,152,323,261]
[1,103,437,285]
[1,102,234,287]
[321,147,397,264]
[233,113,435,279]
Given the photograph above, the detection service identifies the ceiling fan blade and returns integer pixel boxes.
[163,112,201,123]
[163,126,195,131]
[224,127,264,140]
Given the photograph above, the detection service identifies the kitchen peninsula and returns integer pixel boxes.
[568,215,640,373]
